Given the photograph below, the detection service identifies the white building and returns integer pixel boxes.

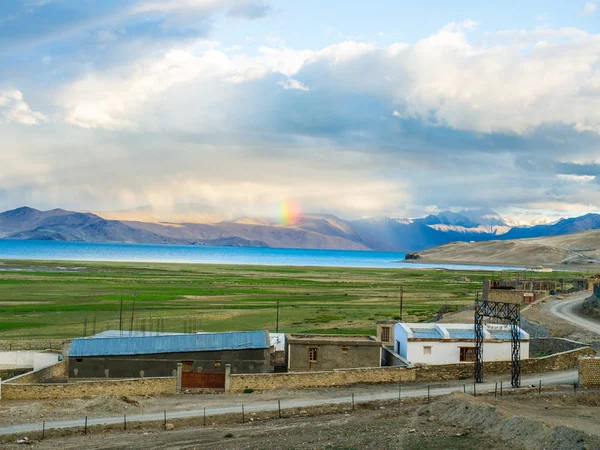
[0,351,61,371]
[393,323,529,365]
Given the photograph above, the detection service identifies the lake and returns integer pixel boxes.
[0,239,521,271]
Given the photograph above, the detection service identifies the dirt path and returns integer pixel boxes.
[547,292,600,335]
[0,370,578,437]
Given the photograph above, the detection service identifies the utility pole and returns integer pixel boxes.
[276,298,280,333]
[399,286,404,321]
[119,297,124,337]
[129,292,137,335]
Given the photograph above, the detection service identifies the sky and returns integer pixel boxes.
[1,0,600,223]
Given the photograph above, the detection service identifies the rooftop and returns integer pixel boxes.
[287,334,381,346]
[398,323,529,341]
[70,330,270,357]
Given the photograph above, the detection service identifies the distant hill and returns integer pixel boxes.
[2,206,600,253]
[406,229,600,267]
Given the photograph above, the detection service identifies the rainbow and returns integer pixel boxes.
[280,200,301,225]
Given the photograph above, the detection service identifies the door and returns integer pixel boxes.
[181,368,226,390]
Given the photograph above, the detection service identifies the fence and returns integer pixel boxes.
[0,376,595,444]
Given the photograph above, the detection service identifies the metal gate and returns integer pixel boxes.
[181,369,226,390]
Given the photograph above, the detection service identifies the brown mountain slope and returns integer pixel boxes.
[407,229,600,267]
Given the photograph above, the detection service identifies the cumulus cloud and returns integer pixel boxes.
[0,90,47,125]
[60,23,600,136]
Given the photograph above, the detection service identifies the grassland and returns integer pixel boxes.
[0,259,588,341]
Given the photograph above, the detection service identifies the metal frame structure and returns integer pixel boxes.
[474,300,521,388]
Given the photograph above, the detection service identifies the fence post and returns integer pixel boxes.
[203,407,206,426]
[398,384,401,401]
[463,384,466,394]
[42,421,45,440]
[473,383,476,397]
[494,382,497,398]
[164,411,167,428]
[538,380,541,395]
[242,404,245,423]
[84,416,87,435]
[278,400,281,418]
[500,381,503,397]
[352,393,355,410]
[124,413,127,431]
[427,385,430,403]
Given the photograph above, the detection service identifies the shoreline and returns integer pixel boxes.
[400,258,600,272]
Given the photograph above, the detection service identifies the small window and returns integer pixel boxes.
[460,347,476,362]
[341,347,349,353]
[381,326,390,342]
[182,361,193,372]
[423,346,432,355]
[214,361,222,368]
[308,347,318,363]
[76,358,83,363]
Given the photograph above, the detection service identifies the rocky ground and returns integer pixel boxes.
[2,390,599,449]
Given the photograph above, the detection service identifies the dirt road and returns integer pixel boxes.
[548,291,600,335]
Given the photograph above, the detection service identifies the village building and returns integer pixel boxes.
[286,334,382,372]
[482,278,557,303]
[393,323,529,365]
[68,330,271,379]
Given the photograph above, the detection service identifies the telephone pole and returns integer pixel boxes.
[129,292,137,335]
[399,286,404,321]
[276,298,280,333]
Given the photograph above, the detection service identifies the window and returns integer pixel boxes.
[423,346,432,355]
[214,361,222,368]
[182,361,193,372]
[76,358,83,363]
[308,347,318,363]
[460,347,476,362]
[381,326,390,342]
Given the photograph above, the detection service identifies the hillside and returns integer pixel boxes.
[406,228,600,267]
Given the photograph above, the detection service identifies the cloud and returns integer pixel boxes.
[60,24,600,137]
[0,90,47,125]
[278,79,309,91]
[580,2,597,16]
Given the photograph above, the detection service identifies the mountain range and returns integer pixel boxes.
[1,206,600,253]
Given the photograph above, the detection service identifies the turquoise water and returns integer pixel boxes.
[0,239,520,270]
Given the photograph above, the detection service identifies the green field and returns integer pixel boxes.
[0,259,587,341]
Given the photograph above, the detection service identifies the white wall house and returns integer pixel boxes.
[393,323,529,365]
[0,351,61,371]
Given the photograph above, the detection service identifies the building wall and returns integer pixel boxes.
[376,322,396,347]
[405,340,529,365]
[69,348,270,378]
[487,290,547,304]
[230,347,593,392]
[287,343,381,372]
[0,351,60,370]
[394,323,409,358]
[8,360,69,384]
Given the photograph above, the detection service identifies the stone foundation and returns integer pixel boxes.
[579,357,600,387]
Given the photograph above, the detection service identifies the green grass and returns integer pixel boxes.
[0,259,588,340]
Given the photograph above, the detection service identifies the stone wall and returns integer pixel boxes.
[230,346,594,392]
[487,290,547,304]
[530,338,586,356]
[0,368,30,381]
[579,357,600,387]
[1,376,176,400]
[0,339,64,351]
[8,360,69,384]
[231,366,416,392]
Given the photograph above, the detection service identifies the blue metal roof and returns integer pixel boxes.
[446,329,475,340]
[70,331,269,357]
[412,329,443,339]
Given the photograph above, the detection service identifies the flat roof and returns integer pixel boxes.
[287,334,381,346]
[70,331,270,357]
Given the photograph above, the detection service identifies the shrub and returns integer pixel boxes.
[243,388,254,394]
